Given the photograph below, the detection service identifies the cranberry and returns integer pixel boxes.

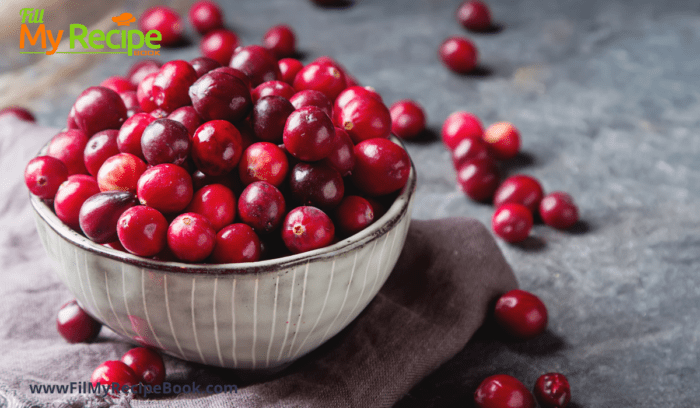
[54,175,100,230]
[137,72,158,113]
[451,136,491,169]
[366,196,387,220]
[189,1,224,34]
[539,192,579,229]
[211,66,252,89]
[191,120,243,176]
[141,118,190,166]
[351,138,411,196]
[117,113,155,160]
[534,373,572,408]
[494,175,544,214]
[139,6,184,47]
[83,130,120,177]
[282,206,335,254]
[24,156,69,199]
[439,36,478,74]
[71,86,127,136]
[289,89,332,118]
[494,289,548,340]
[483,121,521,160]
[457,1,492,31]
[321,127,355,176]
[128,60,162,86]
[79,191,138,243]
[91,361,138,391]
[56,299,101,343]
[443,112,484,150]
[456,158,500,202]
[293,61,346,101]
[263,25,296,59]
[333,86,382,121]
[189,71,252,122]
[117,206,168,256]
[137,164,193,214]
[119,91,142,117]
[334,195,374,236]
[167,213,216,262]
[67,106,78,129]
[96,153,147,193]
[150,108,170,119]
[185,184,236,232]
[47,129,89,175]
[336,95,392,144]
[0,106,35,122]
[200,29,240,66]
[152,60,198,112]
[237,181,286,233]
[191,170,241,193]
[121,347,166,387]
[492,203,533,243]
[283,106,335,161]
[167,106,203,137]
[290,162,344,209]
[278,58,304,85]
[389,100,426,140]
[238,142,289,187]
[474,374,536,408]
[211,223,261,263]
[190,56,222,78]
[252,80,296,103]
[229,45,281,87]
[103,240,126,252]
[100,76,135,94]
[252,95,295,143]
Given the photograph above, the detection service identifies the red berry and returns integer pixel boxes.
[442,111,484,150]
[96,152,148,193]
[439,36,478,74]
[211,223,261,263]
[334,195,374,236]
[283,106,335,162]
[539,192,579,229]
[252,95,295,143]
[335,95,392,144]
[492,203,533,243]
[152,60,198,112]
[192,120,244,176]
[351,138,411,197]
[333,86,382,121]
[278,58,304,85]
[321,127,355,177]
[483,122,521,160]
[451,136,491,169]
[128,60,162,86]
[137,164,193,214]
[389,99,426,140]
[84,130,120,177]
[456,158,500,202]
[167,106,203,138]
[54,175,100,230]
[71,86,127,136]
[457,1,492,31]
[200,29,240,66]
[474,374,536,408]
[211,66,253,89]
[185,184,236,232]
[494,175,544,214]
[47,129,89,175]
[290,162,345,209]
[494,289,548,340]
[191,170,241,193]
[263,25,296,59]
[121,347,166,387]
[293,61,346,101]
[79,191,138,244]
[237,181,286,233]
[229,45,281,87]
[24,156,69,199]
[282,206,335,254]
[238,142,289,187]
[56,299,101,343]
[289,90,332,118]
[190,56,222,78]
[141,118,191,166]
[117,113,155,160]
[117,206,168,256]
[252,80,296,104]
[0,106,35,122]
[119,91,142,117]
[189,1,224,35]
[167,213,216,262]
[189,71,252,123]
[100,76,135,94]
[137,72,158,113]
[91,361,138,391]
[139,6,184,47]
[534,372,572,408]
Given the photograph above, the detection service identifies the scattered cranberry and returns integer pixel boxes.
[494,175,544,214]
[252,95,295,143]
[290,162,345,209]
[351,138,411,196]
[335,94,392,144]
[79,191,138,243]
[333,86,382,121]
[238,142,289,187]
[24,156,69,199]
[263,25,296,59]
[334,195,374,236]
[190,56,222,78]
[282,206,335,254]
[289,90,332,118]
[137,164,193,214]
[534,373,571,408]
[167,106,203,137]
[96,152,147,193]
[117,113,155,160]
[90,361,138,391]
[293,61,346,101]
[83,130,120,176]
[167,213,216,262]
[237,181,286,233]
[229,45,281,87]
[252,80,296,103]
[141,118,190,166]
[474,374,536,408]
[457,1,492,32]
[71,86,127,136]
[185,184,236,232]
[120,347,166,387]
[200,29,240,66]
[191,120,243,175]
[278,58,304,85]
[439,36,478,74]
[53,175,100,231]
[139,6,184,47]
[321,127,355,176]
[451,136,490,168]
[483,121,521,160]
[494,289,548,340]
[117,206,168,256]
[189,71,252,123]
[137,72,158,113]
[389,100,426,140]
[47,129,89,175]
[100,76,135,94]
[189,1,224,35]
[56,299,101,343]
[283,106,335,161]
[492,203,533,243]
[211,223,261,263]
[539,192,579,229]
[152,60,198,112]
[456,158,500,202]
[0,106,35,122]
[127,60,162,86]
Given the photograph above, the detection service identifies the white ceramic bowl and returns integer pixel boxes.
[30,140,416,370]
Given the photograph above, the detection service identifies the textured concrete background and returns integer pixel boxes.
[7,0,700,406]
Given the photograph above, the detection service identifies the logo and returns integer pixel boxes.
[19,8,161,56]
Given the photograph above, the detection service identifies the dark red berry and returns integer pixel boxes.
[191,170,241,193]
[483,121,521,160]
[263,25,296,59]
[97,152,148,193]
[190,56,222,78]
[336,95,392,144]
[24,156,69,199]
[84,130,120,177]
[334,195,374,236]
[91,361,138,391]
[117,113,155,160]
[137,72,158,113]
[282,206,335,254]
[139,6,184,47]
[252,95,295,143]
[293,61,346,101]
[71,86,127,136]
[54,175,100,230]
[474,374,536,408]
[237,181,286,233]
[494,175,544,214]
[278,58,304,85]
[283,106,335,161]
[290,162,344,209]
[238,142,289,187]
[189,71,252,123]
[79,191,138,243]
[47,129,89,175]
[121,347,166,387]
[100,76,136,94]
[210,67,252,89]
[321,127,355,176]
[289,89,332,118]
[167,106,203,138]
[189,1,224,34]
[192,120,243,176]
[185,184,236,232]
[128,60,162,86]
[229,45,281,87]
[451,136,491,169]
[117,206,168,256]
[351,138,411,196]
[456,158,500,202]
[141,118,190,166]
[457,1,492,31]
[152,60,198,112]
[534,373,571,408]
[439,36,478,74]
[200,29,240,66]
[167,213,216,262]
[389,100,426,140]
[56,299,101,343]
[252,80,295,103]
[0,106,35,122]
[539,192,579,229]
[492,203,533,243]
[211,223,261,263]
[494,289,548,340]
[137,164,193,214]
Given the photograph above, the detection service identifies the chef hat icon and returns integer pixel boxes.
[112,12,136,27]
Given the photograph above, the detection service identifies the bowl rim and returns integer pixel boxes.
[30,137,416,276]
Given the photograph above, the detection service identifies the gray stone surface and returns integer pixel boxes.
[13,0,700,406]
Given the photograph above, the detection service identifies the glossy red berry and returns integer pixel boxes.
[238,142,289,187]
[54,175,100,231]
[456,158,500,202]
[351,138,411,197]
[56,299,101,343]
[167,106,203,137]
[97,152,148,193]
[190,56,222,78]
[84,130,120,177]
[494,289,548,340]
[263,25,296,59]
[120,91,142,117]
[237,181,286,233]
[252,95,295,143]
[289,90,332,118]
[321,127,355,176]
[290,162,345,209]
[141,118,191,166]
[117,113,155,160]
[336,95,392,144]
[71,86,127,136]
[91,361,138,391]
[439,36,478,74]
[282,206,335,254]
[442,111,484,150]
[293,61,346,101]
[534,373,571,408]
[474,374,536,408]
[0,106,35,122]
[47,129,89,175]
[185,184,236,232]
[117,206,168,256]
[539,192,579,229]
[211,66,253,89]
[211,223,261,263]
[333,86,382,120]
[283,106,335,161]
[189,1,224,35]
[334,195,374,236]
[200,29,240,66]
[192,120,243,176]
[137,164,193,214]
[121,347,166,387]
[189,71,252,123]
[483,122,521,160]
[24,156,69,199]
[279,58,304,85]
[451,136,491,169]
[389,100,426,140]
[457,1,492,31]
[229,45,281,87]
[252,80,296,103]
[167,213,216,262]
[139,6,184,47]
[492,203,533,243]
[79,191,138,244]
[137,72,158,113]
[127,60,162,86]
[494,175,544,214]
[152,60,198,112]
